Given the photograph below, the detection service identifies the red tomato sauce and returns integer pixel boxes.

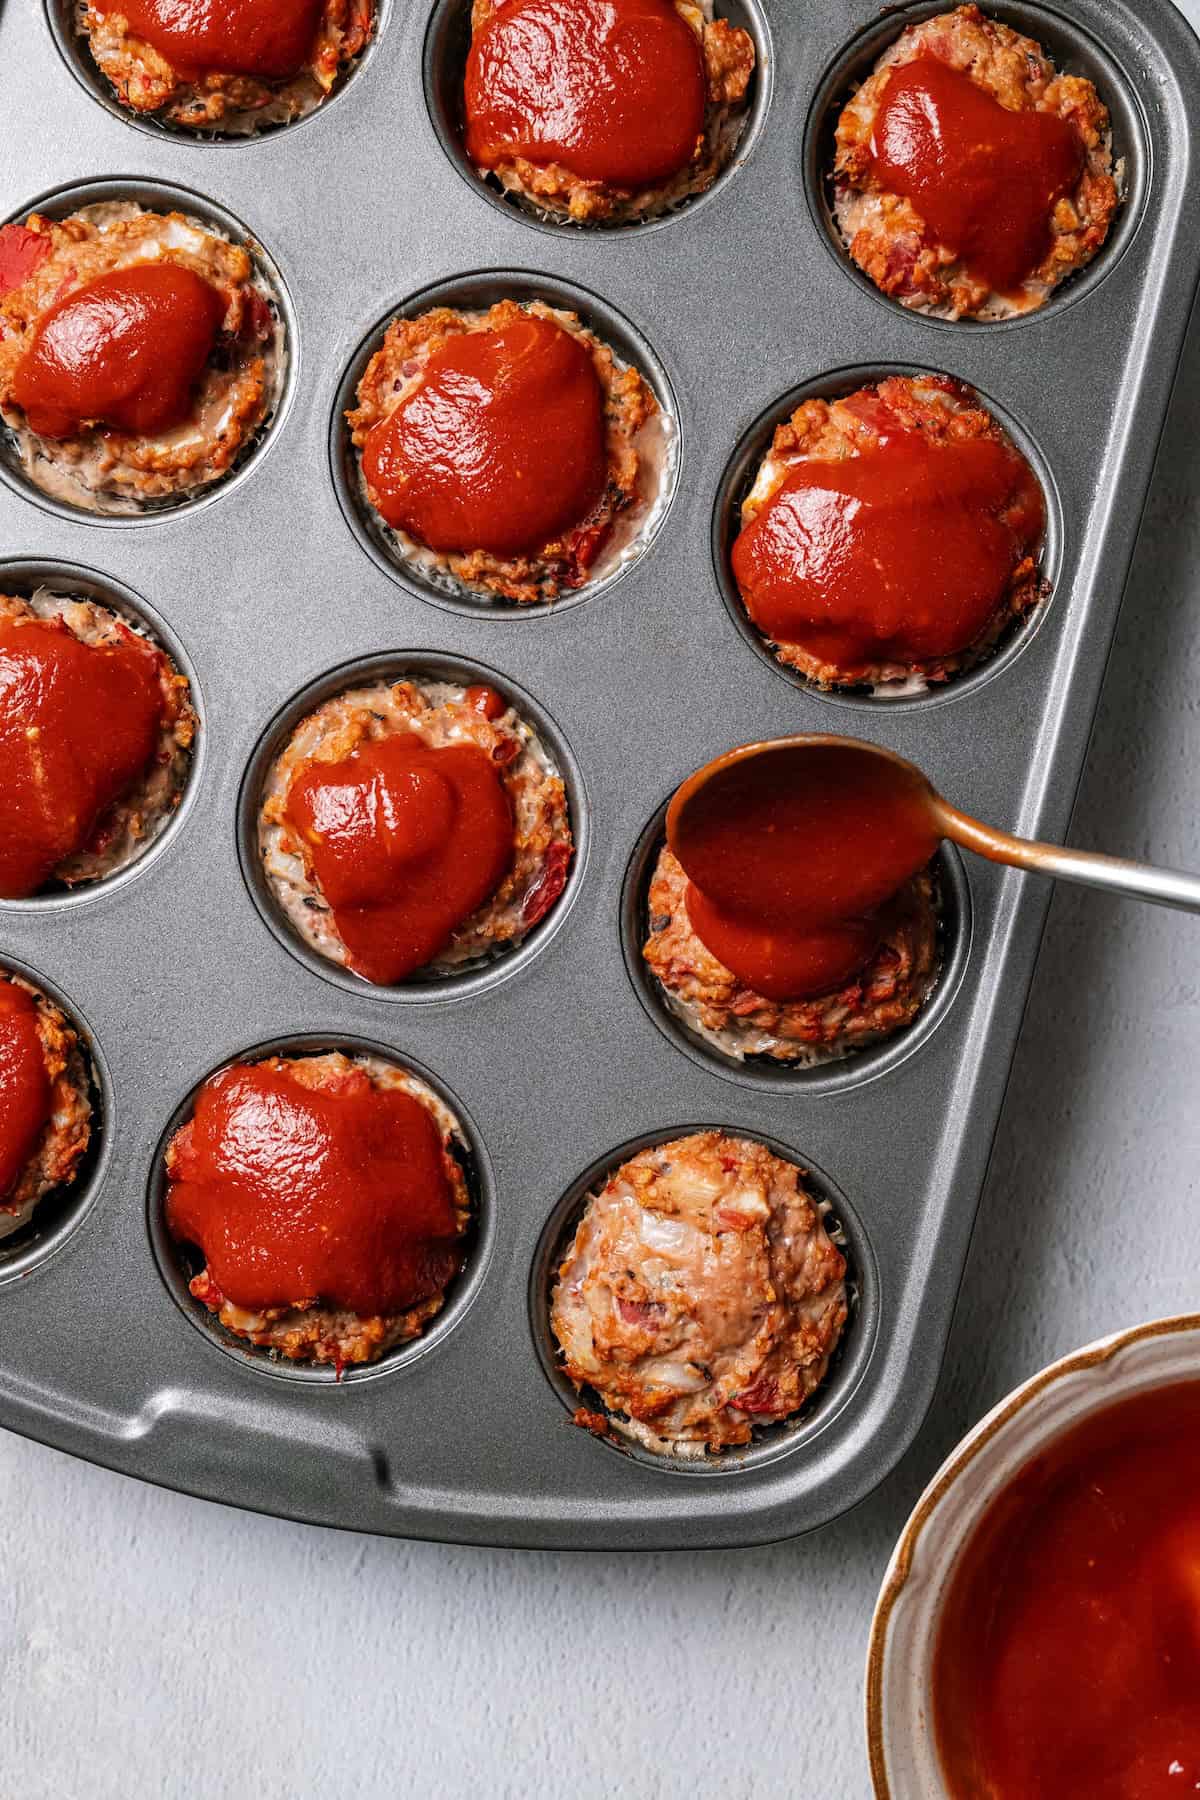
[933,1380,1200,1798]
[0,983,51,1204]
[667,742,940,1000]
[362,314,606,556]
[0,618,166,899]
[464,0,707,189]
[165,1059,462,1315]
[119,0,323,80]
[732,406,1045,671]
[11,264,225,439]
[867,56,1085,296]
[283,736,515,985]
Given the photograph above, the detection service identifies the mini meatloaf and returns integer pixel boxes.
[347,298,665,604]
[463,0,755,224]
[0,202,282,513]
[164,1051,470,1370]
[76,1,374,132]
[644,849,939,1064]
[551,1131,848,1455]
[0,973,92,1242]
[833,6,1119,320]
[731,375,1048,691]
[0,590,195,898]
[260,676,573,985]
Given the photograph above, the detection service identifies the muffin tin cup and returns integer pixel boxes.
[529,1124,880,1476]
[237,649,589,1001]
[45,0,391,145]
[422,0,775,237]
[0,955,111,1288]
[146,1033,496,1386]
[620,798,973,1095]
[329,268,681,617]
[0,175,297,525]
[0,0,1195,1548]
[802,0,1151,332]
[711,364,1065,712]
[0,557,205,911]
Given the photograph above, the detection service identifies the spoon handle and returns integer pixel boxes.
[935,803,1200,916]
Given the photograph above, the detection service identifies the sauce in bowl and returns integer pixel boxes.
[933,1380,1200,1797]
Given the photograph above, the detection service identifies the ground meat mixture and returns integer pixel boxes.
[734,375,1049,690]
[0,203,281,512]
[551,1131,848,1455]
[76,1,374,132]
[643,847,939,1064]
[0,976,93,1242]
[260,677,573,979]
[0,590,195,890]
[833,7,1118,320]
[466,0,755,224]
[166,1052,470,1370]
[347,299,660,604]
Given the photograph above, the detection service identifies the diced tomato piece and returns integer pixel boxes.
[0,225,50,298]
[521,840,571,926]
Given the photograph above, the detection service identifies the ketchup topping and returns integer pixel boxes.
[867,56,1085,296]
[732,405,1045,671]
[165,1059,462,1315]
[361,315,607,556]
[119,0,324,80]
[933,1380,1200,1798]
[464,0,708,189]
[11,264,226,439]
[667,741,940,1000]
[0,618,166,899]
[284,736,515,985]
[0,983,51,1205]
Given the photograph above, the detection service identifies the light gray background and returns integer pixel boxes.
[5,14,1200,1798]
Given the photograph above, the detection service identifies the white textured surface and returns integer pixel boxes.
[6,95,1200,1800]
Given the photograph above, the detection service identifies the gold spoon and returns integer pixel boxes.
[668,735,1200,916]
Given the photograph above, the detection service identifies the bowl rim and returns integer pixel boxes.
[864,1310,1200,1797]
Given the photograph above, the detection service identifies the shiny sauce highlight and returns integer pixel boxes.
[119,0,324,79]
[283,735,515,985]
[464,0,707,188]
[867,56,1085,296]
[668,743,940,1000]
[0,983,50,1204]
[165,1060,462,1315]
[361,314,607,556]
[0,618,166,899]
[12,264,225,439]
[933,1380,1200,1798]
[732,399,1045,670]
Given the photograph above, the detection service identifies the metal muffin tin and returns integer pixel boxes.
[0,0,1195,1548]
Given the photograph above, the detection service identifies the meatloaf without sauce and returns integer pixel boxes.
[551,1131,848,1455]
